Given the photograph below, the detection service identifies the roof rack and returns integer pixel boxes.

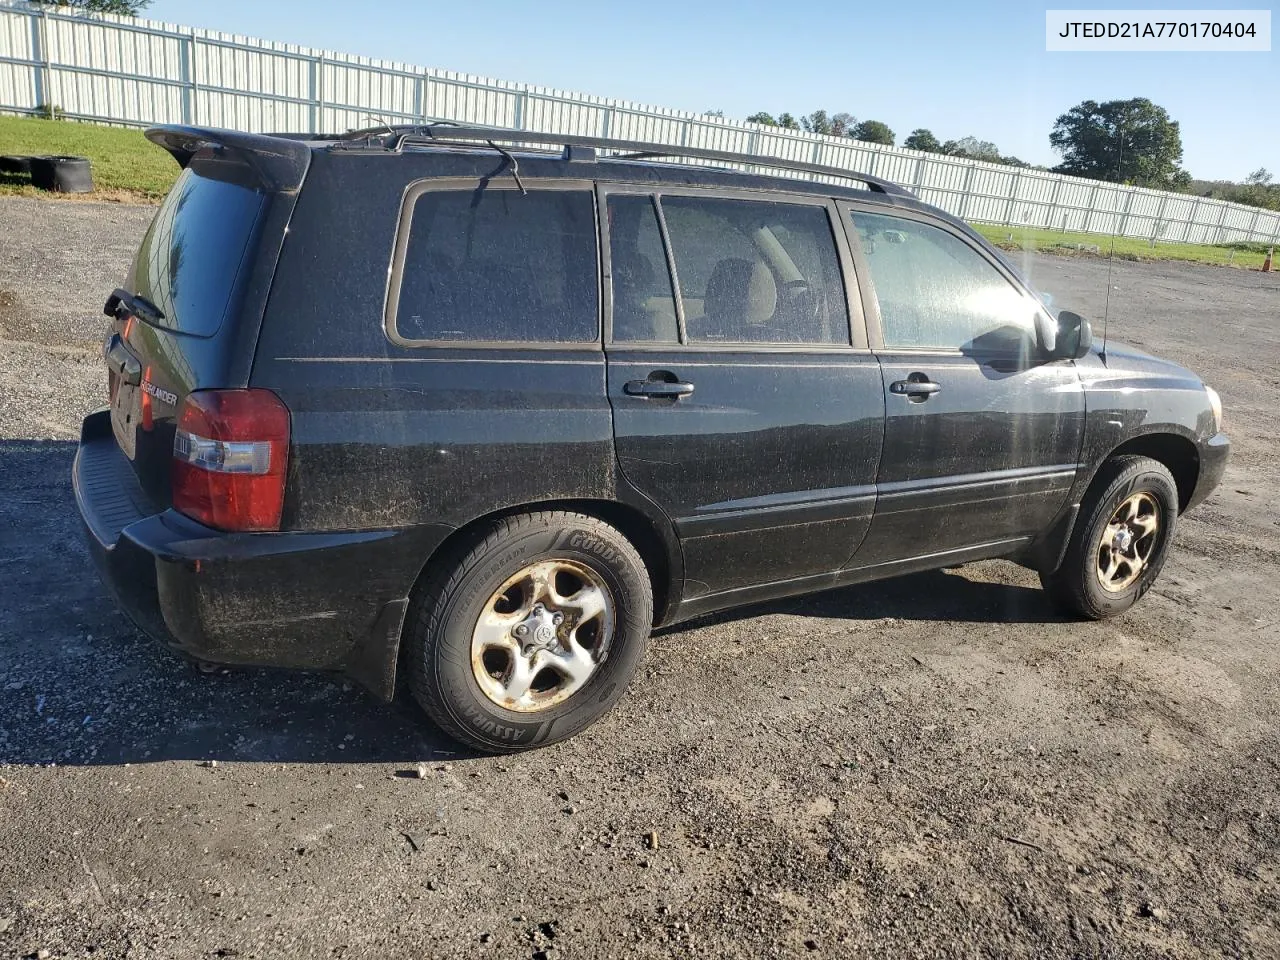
[335,123,915,198]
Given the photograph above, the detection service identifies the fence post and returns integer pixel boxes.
[599,105,613,139]
[1186,197,1202,244]
[913,155,926,190]
[1151,192,1170,242]
[31,6,51,113]
[1246,207,1262,243]
[1003,169,1022,226]
[1047,176,1065,231]
[180,32,198,124]
[957,163,976,220]
[1117,187,1136,237]
[1209,202,1230,245]
[311,54,325,133]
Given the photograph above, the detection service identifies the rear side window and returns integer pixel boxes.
[851,211,1034,351]
[607,195,678,343]
[131,167,265,337]
[392,188,599,344]
[659,196,849,345]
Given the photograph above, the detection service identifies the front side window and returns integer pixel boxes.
[393,188,598,344]
[659,196,849,345]
[851,211,1035,351]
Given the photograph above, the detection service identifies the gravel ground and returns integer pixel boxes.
[1,197,1279,959]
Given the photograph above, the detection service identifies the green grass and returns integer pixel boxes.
[973,222,1274,270]
[0,114,178,200]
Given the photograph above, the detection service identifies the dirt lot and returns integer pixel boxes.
[1,196,1278,959]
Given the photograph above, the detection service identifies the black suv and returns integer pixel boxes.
[75,124,1229,751]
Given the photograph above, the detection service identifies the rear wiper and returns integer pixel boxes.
[104,288,165,326]
[331,123,528,195]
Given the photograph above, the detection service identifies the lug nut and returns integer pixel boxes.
[514,624,528,638]
[552,613,564,626]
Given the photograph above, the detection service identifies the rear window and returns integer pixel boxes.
[131,167,265,337]
[390,188,599,344]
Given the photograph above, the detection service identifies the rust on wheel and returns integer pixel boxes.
[1095,491,1161,593]
[469,559,615,713]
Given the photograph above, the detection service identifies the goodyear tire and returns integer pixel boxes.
[406,511,652,752]
[1040,455,1179,620]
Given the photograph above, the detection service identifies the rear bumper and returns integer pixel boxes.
[1188,431,1230,512]
[74,409,452,700]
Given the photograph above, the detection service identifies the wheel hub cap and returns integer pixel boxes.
[470,559,615,713]
[1095,491,1161,593]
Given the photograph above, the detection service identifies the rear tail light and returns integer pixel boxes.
[172,389,291,532]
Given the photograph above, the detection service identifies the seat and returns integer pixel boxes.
[691,257,778,342]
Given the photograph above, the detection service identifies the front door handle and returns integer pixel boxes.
[889,376,941,401]
[624,377,695,399]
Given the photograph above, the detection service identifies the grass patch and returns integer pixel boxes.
[0,114,177,201]
[973,222,1274,270]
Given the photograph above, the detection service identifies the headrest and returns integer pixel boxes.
[705,258,777,325]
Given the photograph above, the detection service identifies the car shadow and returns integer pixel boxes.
[0,439,1064,769]
[658,567,1068,637]
[0,439,471,769]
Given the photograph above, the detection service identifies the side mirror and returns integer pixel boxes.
[1053,310,1093,360]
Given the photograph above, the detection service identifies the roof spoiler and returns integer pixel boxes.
[145,126,312,193]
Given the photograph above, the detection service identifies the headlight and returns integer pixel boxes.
[1205,385,1223,433]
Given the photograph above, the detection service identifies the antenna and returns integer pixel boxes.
[1099,124,1125,366]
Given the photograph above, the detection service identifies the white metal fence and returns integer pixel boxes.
[2,0,1277,246]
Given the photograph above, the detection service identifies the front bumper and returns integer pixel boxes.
[73,409,452,700]
[1188,431,1230,512]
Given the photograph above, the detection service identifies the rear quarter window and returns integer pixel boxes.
[389,187,599,345]
[131,167,266,337]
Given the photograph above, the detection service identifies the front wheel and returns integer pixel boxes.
[405,511,652,752]
[1040,455,1179,620]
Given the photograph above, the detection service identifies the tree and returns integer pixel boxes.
[1226,167,1280,211]
[851,120,894,145]
[942,136,1002,162]
[800,110,832,136]
[776,113,800,130]
[745,112,777,126]
[830,112,856,137]
[30,0,150,13]
[1049,97,1188,190]
[903,128,941,152]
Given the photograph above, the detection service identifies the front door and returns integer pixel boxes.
[601,187,885,601]
[841,206,1086,569]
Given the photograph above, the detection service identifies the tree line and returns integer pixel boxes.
[740,96,1274,209]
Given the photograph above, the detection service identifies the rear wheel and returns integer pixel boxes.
[1040,455,1179,619]
[405,511,652,752]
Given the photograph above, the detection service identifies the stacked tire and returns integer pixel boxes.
[0,154,93,193]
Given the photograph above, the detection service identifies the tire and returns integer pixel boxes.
[405,511,652,752]
[1040,455,1179,620]
[0,155,33,175]
[29,155,93,193]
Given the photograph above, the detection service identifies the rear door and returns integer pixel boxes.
[839,204,1086,569]
[602,185,884,601]
[105,158,274,504]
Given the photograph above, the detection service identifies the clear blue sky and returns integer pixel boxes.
[143,0,1275,182]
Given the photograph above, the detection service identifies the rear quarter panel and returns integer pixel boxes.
[251,152,618,532]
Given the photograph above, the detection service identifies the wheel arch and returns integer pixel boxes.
[408,497,682,630]
[1104,432,1200,513]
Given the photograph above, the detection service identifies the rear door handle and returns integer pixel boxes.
[624,378,695,399]
[105,334,141,386]
[889,378,941,398]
